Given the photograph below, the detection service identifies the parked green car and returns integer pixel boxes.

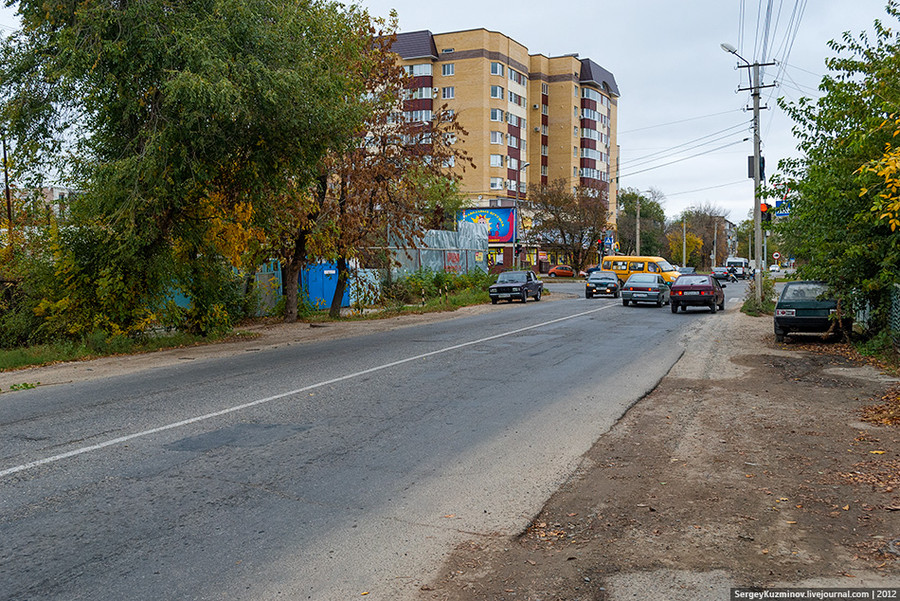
[773,281,851,342]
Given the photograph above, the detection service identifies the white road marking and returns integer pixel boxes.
[1,304,617,479]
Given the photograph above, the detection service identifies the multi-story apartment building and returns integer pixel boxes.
[392,28,619,267]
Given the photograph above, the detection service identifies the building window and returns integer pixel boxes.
[491,61,504,76]
[403,109,433,122]
[507,179,516,191]
[542,124,549,135]
[507,133,519,148]
[490,154,504,167]
[403,63,433,76]
[508,91,525,107]
[490,108,504,122]
[490,85,504,99]
[574,126,578,137]
[508,157,519,170]
[490,131,504,144]
[404,87,433,100]
[490,177,505,190]
[541,145,548,156]
[442,48,455,54]
[508,68,526,86]
[442,87,454,99]
[442,63,455,76]
[574,146,578,157]
[506,112,519,127]
[574,85,579,97]
[541,104,548,115]
[541,83,549,95]
[541,165,548,176]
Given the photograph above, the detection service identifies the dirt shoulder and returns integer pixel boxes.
[422,308,900,600]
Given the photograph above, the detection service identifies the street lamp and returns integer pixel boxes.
[514,161,529,268]
[721,42,774,304]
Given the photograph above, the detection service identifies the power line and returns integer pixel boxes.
[665,180,749,198]
[616,139,749,180]
[618,123,751,170]
[619,109,744,134]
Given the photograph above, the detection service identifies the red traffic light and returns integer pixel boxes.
[760,203,770,213]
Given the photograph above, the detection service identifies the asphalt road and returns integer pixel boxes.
[0,283,746,600]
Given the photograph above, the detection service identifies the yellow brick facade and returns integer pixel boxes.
[393,29,619,260]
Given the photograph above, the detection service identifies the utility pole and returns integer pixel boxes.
[682,217,686,268]
[721,43,775,304]
[1,128,11,246]
[635,194,641,255]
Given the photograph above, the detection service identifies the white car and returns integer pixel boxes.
[769,264,779,272]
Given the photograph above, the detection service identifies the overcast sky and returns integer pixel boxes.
[0,1,891,223]
[353,0,890,223]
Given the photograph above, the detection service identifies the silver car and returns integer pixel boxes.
[622,273,670,307]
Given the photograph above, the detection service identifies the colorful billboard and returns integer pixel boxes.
[458,208,516,243]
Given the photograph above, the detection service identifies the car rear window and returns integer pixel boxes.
[589,272,617,281]
[782,282,829,301]
[628,274,655,283]
[676,275,710,286]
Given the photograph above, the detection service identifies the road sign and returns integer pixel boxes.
[773,252,780,260]
[775,199,790,217]
[604,235,614,245]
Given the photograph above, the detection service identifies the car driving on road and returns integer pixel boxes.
[621,273,670,307]
[585,271,620,298]
[669,274,725,313]
[489,270,543,304]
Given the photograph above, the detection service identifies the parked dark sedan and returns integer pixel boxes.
[489,270,543,304]
[622,273,670,307]
[585,271,620,298]
[670,274,725,313]
[774,281,851,342]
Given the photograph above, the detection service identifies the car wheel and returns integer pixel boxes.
[775,332,785,342]
[656,296,663,307]
[535,289,542,301]
[614,290,620,298]
[521,289,528,303]
[709,301,717,313]
[622,299,629,306]
[491,298,497,305]
[585,292,592,299]
[670,302,678,314]
[718,299,725,310]
[549,273,557,277]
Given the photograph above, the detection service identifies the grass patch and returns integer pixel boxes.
[0,330,238,372]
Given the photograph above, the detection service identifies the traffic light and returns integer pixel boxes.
[761,203,772,223]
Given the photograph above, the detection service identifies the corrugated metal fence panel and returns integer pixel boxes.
[254,272,281,316]
[892,284,900,351]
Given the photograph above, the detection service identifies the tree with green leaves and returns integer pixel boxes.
[616,187,667,257]
[773,1,900,334]
[527,180,610,271]
[0,0,373,337]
